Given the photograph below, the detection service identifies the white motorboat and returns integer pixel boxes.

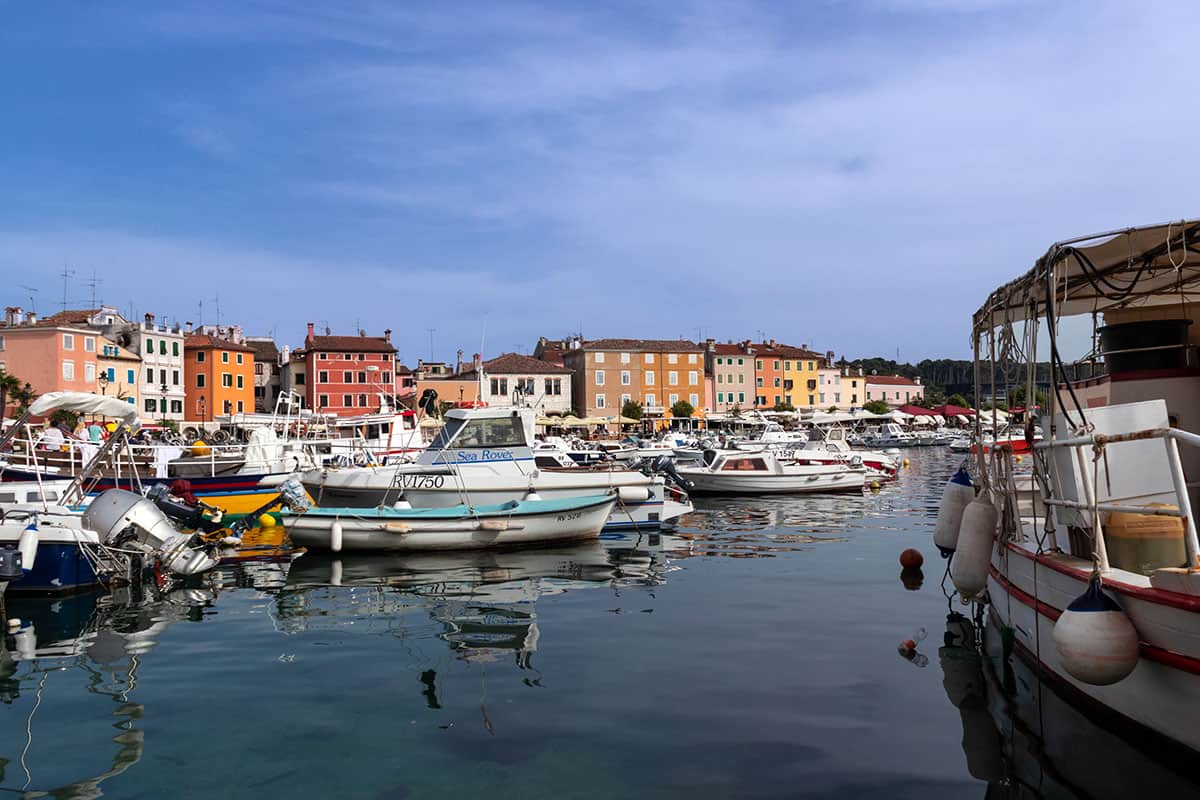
[863,422,917,448]
[943,219,1200,758]
[284,493,617,552]
[301,405,693,530]
[676,449,865,494]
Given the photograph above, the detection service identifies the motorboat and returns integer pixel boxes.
[863,422,917,448]
[942,219,1200,758]
[284,493,617,552]
[675,448,865,494]
[300,405,693,530]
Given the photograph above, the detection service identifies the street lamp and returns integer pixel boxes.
[98,371,109,396]
[160,381,169,427]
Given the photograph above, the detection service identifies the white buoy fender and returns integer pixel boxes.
[617,486,651,503]
[1053,576,1140,686]
[18,523,39,572]
[950,495,997,598]
[934,467,974,557]
[330,520,344,553]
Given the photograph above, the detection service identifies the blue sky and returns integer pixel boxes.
[2,1,1197,365]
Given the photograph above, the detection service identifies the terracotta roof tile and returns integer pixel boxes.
[575,338,702,353]
[866,375,919,386]
[307,335,397,354]
[184,334,256,353]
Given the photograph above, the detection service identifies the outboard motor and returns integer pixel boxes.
[146,483,219,532]
[418,388,439,415]
[82,490,218,577]
[650,454,693,491]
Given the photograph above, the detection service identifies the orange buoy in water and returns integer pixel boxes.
[900,548,924,569]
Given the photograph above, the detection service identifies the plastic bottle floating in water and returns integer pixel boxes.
[898,627,929,667]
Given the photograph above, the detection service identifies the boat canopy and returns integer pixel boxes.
[973,218,1200,332]
[28,391,141,428]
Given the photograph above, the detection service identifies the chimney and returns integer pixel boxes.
[26,311,37,326]
[705,337,715,352]
[826,350,834,364]
[915,377,922,385]
[6,307,21,326]
[359,329,366,337]
[473,352,481,373]
[144,312,155,326]
[858,367,864,377]
[455,349,464,374]
[306,322,315,346]
[185,321,193,334]
[280,345,290,365]
[801,343,808,350]
[769,338,776,348]
[384,328,392,344]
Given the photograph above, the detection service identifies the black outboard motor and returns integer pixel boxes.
[145,483,220,533]
[418,388,439,415]
[650,454,693,491]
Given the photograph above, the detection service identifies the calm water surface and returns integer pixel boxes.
[1,449,1195,798]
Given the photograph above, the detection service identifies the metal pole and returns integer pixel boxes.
[1164,436,1200,570]
[1073,445,1110,572]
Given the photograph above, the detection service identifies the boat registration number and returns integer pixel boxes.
[399,474,446,489]
[556,511,583,522]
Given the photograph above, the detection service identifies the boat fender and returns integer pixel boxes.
[330,559,343,587]
[479,519,509,532]
[617,486,650,504]
[934,467,975,557]
[524,490,543,502]
[330,520,344,553]
[393,498,413,509]
[1052,575,1140,686]
[17,523,38,572]
[950,494,997,599]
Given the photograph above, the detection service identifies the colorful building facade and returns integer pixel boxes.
[563,338,704,417]
[300,324,398,417]
[184,334,256,421]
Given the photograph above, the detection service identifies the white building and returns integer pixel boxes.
[135,314,187,422]
[461,352,573,414]
[865,374,924,407]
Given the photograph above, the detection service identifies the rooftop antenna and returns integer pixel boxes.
[18,285,38,312]
[60,268,75,312]
[87,269,102,307]
[197,299,203,327]
[213,295,221,328]
[426,327,437,361]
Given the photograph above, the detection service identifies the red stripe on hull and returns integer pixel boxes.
[989,564,1200,676]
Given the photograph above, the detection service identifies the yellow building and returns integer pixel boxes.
[96,341,142,411]
[762,344,828,410]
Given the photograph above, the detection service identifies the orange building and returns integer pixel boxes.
[563,338,704,417]
[184,334,255,422]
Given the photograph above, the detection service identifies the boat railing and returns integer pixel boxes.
[1029,426,1200,573]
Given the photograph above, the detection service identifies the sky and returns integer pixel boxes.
[2,0,1198,366]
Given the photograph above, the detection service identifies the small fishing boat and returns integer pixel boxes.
[284,493,618,551]
[676,449,865,495]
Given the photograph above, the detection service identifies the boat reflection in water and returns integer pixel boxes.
[276,535,679,660]
[938,611,1200,798]
[0,587,210,797]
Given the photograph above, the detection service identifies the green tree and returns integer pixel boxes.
[621,399,643,420]
[773,401,795,412]
[670,400,695,418]
[729,405,743,417]
[0,370,21,428]
[1007,384,1046,409]
[863,400,890,415]
[946,393,970,408]
[826,405,838,413]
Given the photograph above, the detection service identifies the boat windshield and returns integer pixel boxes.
[429,416,528,450]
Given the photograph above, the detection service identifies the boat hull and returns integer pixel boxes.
[987,540,1200,755]
[301,467,689,528]
[285,495,617,552]
[680,470,865,495]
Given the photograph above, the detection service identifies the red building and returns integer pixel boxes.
[299,323,398,417]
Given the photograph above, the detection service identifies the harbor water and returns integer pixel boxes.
[1,448,1195,798]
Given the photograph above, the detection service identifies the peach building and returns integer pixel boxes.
[563,338,704,416]
[0,307,101,402]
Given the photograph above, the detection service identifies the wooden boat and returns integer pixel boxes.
[283,493,617,551]
[949,219,1200,758]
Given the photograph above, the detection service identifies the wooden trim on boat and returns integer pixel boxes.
[1003,541,1200,613]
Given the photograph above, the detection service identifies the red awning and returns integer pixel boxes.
[897,404,939,416]
[931,404,976,417]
